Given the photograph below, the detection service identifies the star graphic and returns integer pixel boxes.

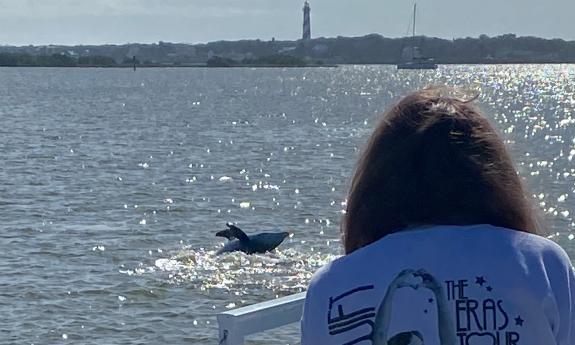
[428,298,434,303]
[423,309,428,314]
[475,276,486,286]
[515,316,524,326]
[486,286,493,292]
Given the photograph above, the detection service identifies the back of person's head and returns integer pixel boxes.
[343,87,540,254]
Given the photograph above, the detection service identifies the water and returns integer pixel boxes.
[1,65,574,344]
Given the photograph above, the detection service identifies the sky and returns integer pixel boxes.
[0,0,573,46]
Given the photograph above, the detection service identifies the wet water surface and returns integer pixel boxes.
[1,65,574,344]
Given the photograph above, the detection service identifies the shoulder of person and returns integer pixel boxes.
[511,229,572,265]
[306,253,357,299]
[307,259,336,292]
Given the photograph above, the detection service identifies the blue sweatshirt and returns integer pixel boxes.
[301,224,575,345]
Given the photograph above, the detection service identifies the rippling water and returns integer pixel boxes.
[1,65,574,344]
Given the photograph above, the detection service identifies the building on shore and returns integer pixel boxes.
[303,2,311,40]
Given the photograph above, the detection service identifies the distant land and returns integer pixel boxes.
[1,34,575,67]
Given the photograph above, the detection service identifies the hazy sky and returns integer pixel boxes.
[0,0,573,46]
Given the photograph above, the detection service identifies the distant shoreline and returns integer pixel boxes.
[0,64,339,68]
[1,62,573,68]
[2,34,575,66]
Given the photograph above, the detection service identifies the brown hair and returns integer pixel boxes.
[343,88,540,254]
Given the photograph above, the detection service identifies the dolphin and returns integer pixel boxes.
[215,223,290,255]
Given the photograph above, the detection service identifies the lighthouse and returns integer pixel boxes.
[302,1,311,41]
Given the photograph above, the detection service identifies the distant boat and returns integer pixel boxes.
[397,3,437,70]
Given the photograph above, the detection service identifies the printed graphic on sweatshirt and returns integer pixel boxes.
[326,269,523,345]
[327,285,376,344]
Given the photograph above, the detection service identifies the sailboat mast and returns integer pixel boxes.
[412,3,417,38]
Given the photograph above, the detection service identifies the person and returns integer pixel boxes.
[301,88,575,345]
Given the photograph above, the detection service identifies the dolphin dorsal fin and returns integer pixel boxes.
[226,224,250,244]
[215,228,235,241]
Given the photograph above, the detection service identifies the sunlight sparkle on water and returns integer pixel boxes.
[131,247,340,300]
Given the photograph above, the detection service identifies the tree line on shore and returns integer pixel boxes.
[206,54,314,67]
[298,34,575,64]
[1,33,574,67]
[0,53,140,67]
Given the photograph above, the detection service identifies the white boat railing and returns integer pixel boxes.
[217,292,306,345]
